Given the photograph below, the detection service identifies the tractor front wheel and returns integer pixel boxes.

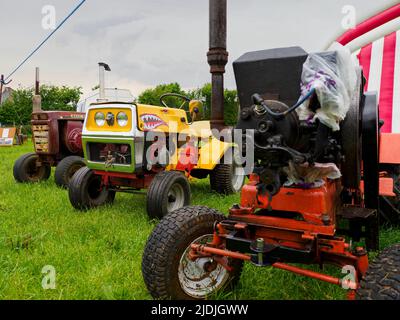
[356,243,400,300]
[142,206,243,300]
[13,153,51,183]
[55,156,86,188]
[68,167,115,211]
[146,171,191,219]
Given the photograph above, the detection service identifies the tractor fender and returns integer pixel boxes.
[195,139,236,171]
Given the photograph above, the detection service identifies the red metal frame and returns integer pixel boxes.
[94,170,155,190]
[189,174,369,295]
[175,142,198,174]
[237,174,340,228]
[361,177,395,197]
[337,4,400,46]
[380,133,400,164]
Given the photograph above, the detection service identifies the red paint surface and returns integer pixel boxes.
[337,4,400,45]
[379,32,397,132]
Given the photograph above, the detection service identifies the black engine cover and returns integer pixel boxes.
[233,46,308,109]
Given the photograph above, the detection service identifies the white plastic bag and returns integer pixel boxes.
[296,43,359,131]
[283,161,342,187]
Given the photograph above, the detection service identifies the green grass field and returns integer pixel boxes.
[1,142,400,300]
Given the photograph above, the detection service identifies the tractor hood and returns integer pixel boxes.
[83,102,189,138]
[83,102,138,137]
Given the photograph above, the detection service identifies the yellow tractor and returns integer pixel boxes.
[68,93,245,218]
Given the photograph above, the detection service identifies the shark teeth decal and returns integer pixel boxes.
[140,114,168,131]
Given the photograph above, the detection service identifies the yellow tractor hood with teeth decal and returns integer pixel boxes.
[137,104,188,133]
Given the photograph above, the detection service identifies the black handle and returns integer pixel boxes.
[252,93,265,106]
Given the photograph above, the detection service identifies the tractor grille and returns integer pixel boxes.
[87,143,132,165]
[33,125,49,153]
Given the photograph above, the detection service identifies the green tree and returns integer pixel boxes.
[0,85,82,126]
[137,82,239,126]
[138,83,186,108]
[40,85,82,112]
[188,83,239,126]
[0,89,33,126]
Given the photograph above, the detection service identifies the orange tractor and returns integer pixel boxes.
[142,45,399,300]
[141,1,400,300]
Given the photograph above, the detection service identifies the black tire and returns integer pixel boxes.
[68,166,115,211]
[356,244,400,300]
[54,156,86,189]
[142,206,243,300]
[146,171,191,219]
[210,163,245,195]
[13,152,51,183]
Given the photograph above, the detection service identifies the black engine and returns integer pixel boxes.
[233,46,376,196]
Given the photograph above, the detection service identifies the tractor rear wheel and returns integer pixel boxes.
[68,166,115,211]
[54,156,86,188]
[210,162,245,194]
[356,243,400,300]
[142,206,243,300]
[13,152,51,183]
[146,171,191,219]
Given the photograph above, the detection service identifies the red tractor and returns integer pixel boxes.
[13,110,85,188]
[13,68,86,188]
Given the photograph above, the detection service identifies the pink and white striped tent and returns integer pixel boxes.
[337,4,400,134]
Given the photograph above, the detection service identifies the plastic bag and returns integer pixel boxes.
[283,161,342,188]
[296,43,359,131]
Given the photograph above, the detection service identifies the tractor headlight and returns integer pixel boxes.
[95,112,105,127]
[117,112,128,127]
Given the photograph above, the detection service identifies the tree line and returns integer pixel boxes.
[0,83,239,127]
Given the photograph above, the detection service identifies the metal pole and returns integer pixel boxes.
[35,67,40,95]
[32,67,42,112]
[0,75,4,105]
[208,0,228,130]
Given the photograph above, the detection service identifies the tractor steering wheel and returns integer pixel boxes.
[160,93,191,109]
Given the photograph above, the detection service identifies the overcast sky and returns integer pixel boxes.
[0,0,397,97]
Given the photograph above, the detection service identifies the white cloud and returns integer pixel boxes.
[0,0,396,97]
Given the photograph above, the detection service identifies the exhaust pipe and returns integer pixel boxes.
[0,75,4,105]
[208,0,228,130]
[32,67,42,112]
[98,62,111,102]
